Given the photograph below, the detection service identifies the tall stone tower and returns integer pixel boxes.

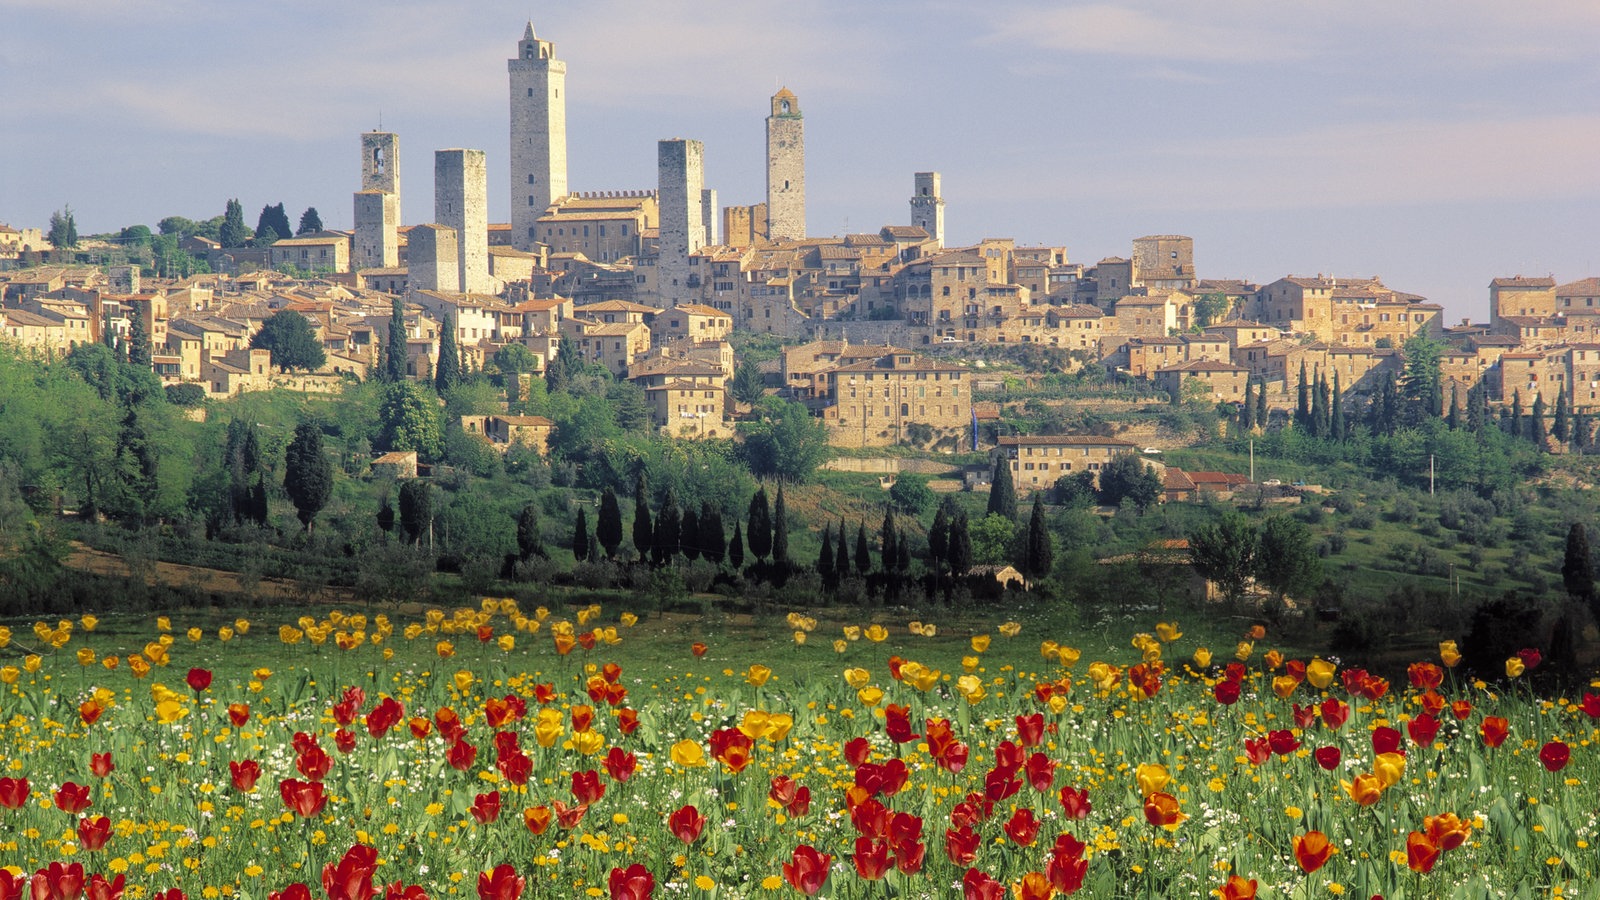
[910,172,945,249]
[434,149,491,294]
[657,138,705,307]
[508,22,568,252]
[701,189,720,247]
[408,224,459,295]
[353,131,401,269]
[765,88,805,241]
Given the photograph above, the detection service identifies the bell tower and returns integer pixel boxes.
[509,22,568,252]
[765,88,805,241]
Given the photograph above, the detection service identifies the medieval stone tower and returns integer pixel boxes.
[765,88,805,241]
[910,172,945,249]
[508,22,568,252]
[658,138,705,306]
[434,148,491,294]
[353,131,400,269]
[408,223,459,295]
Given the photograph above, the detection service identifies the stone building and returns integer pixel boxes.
[766,89,805,241]
[1488,276,1556,328]
[910,173,945,249]
[1131,235,1194,289]
[353,131,401,270]
[269,234,351,274]
[992,435,1142,496]
[435,149,493,294]
[408,225,459,294]
[536,192,657,263]
[509,22,568,251]
[1154,359,1250,402]
[657,139,705,307]
[818,349,973,448]
[722,203,767,248]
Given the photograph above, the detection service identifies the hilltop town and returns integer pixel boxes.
[2,21,1595,479]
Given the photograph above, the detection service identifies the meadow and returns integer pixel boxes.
[0,599,1594,900]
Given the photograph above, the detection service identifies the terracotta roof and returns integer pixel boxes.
[1491,276,1555,288]
[997,435,1137,448]
[494,415,553,427]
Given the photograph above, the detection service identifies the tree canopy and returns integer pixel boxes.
[741,397,829,483]
[250,310,326,372]
[283,423,333,532]
[297,207,323,235]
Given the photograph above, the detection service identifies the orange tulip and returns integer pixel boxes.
[1344,773,1383,806]
[1143,791,1186,829]
[1292,831,1336,874]
[1406,831,1441,873]
[1218,876,1258,900]
[1424,812,1471,852]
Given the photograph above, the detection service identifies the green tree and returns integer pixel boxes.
[435,314,461,393]
[855,521,871,576]
[1189,511,1258,605]
[48,206,78,249]
[741,398,829,482]
[947,510,972,577]
[597,487,624,559]
[572,507,590,562]
[251,310,326,372]
[1295,362,1310,431]
[632,473,653,559]
[495,344,539,376]
[1555,386,1571,444]
[700,502,726,566]
[1401,335,1444,423]
[1563,523,1596,613]
[297,207,323,235]
[747,487,772,562]
[728,520,745,569]
[1330,372,1345,441]
[988,456,1017,520]
[835,520,851,581]
[652,488,682,566]
[889,474,933,516]
[1254,515,1321,604]
[927,501,951,577]
[254,204,291,245]
[381,299,409,383]
[880,506,898,574]
[113,406,159,522]
[126,305,152,370]
[680,507,701,561]
[1024,494,1052,581]
[219,199,250,248]
[817,526,836,588]
[1254,379,1268,430]
[970,513,1016,566]
[1192,292,1228,329]
[377,381,443,460]
[1097,454,1162,509]
[772,483,789,567]
[398,479,433,547]
[1531,393,1548,447]
[730,357,766,405]
[516,503,547,560]
[283,423,333,533]
[1239,379,1255,430]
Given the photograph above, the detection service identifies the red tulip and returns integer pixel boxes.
[852,837,892,880]
[667,804,705,843]
[448,740,478,772]
[885,704,918,743]
[603,747,637,783]
[850,797,889,840]
[1539,740,1571,772]
[1450,699,1472,721]
[86,874,124,900]
[384,883,428,900]
[1015,713,1045,746]
[983,768,1021,803]
[407,717,432,740]
[962,869,1004,900]
[1143,791,1186,828]
[279,779,327,817]
[523,806,551,835]
[1314,746,1342,771]
[1059,785,1092,820]
[366,697,404,738]
[230,760,262,792]
[1213,679,1241,705]
[1319,698,1350,729]
[782,845,831,896]
[1480,716,1510,748]
[89,753,114,779]
[476,865,523,900]
[1516,647,1542,670]
[993,740,1025,775]
[296,745,333,781]
[616,708,640,734]
[894,840,926,875]
[77,815,112,851]
[469,792,501,824]
[497,750,532,785]
[79,702,104,726]
[1418,689,1446,718]
[1291,703,1317,730]
[844,736,872,768]
[31,863,84,900]
[553,800,587,829]
[1582,692,1600,719]
[886,812,922,856]
[1025,752,1056,792]
[786,784,812,817]
[1047,839,1088,893]
[0,870,25,900]
[152,891,185,900]
[271,883,312,900]
[690,642,708,657]
[570,705,594,733]
[1218,875,1258,900]
[1406,831,1441,873]
[476,624,494,643]
[944,825,981,865]
[570,770,605,805]
[1267,729,1299,756]
[436,707,465,742]
[1408,662,1443,689]
[607,864,653,900]
[322,844,378,900]
[1407,713,1441,747]
[54,782,92,814]
[334,729,357,754]
[1243,737,1271,766]
[186,668,213,692]
[227,703,250,727]
[1293,830,1335,873]
[1004,808,1040,847]
[1371,726,1403,755]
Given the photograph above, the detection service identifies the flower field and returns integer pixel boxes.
[0,602,1595,900]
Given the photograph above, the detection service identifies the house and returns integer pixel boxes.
[992,435,1141,495]
[460,414,556,455]
[1154,359,1251,402]
[372,451,419,479]
[269,234,351,274]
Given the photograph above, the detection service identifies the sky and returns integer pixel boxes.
[3,0,1598,320]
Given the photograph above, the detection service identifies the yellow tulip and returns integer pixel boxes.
[306,627,328,646]
[279,626,304,645]
[793,631,807,646]
[437,641,456,660]
[920,624,938,638]
[253,667,273,681]
[906,665,940,692]
[1505,657,1525,678]
[1374,752,1406,789]
[1306,658,1336,689]
[1272,675,1300,699]
[187,627,203,642]
[156,616,171,633]
[998,621,1022,638]
[1047,694,1069,714]
[0,626,9,648]
[864,624,888,643]
[955,674,986,703]
[80,616,98,632]
[857,686,885,706]
[962,655,980,673]
[1439,640,1461,668]
[0,667,18,684]
[1155,622,1183,643]
[971,635,992,653]
[907,621,924,637]
[571,730,606,755]
[1192,647,1212,668]
[454,670,475,693]
[670,739,707,767]
[218,627,234,642]
[1040,640,1059,659]
[23,655,42,673]
[843,626,862,642]
[76,648,96,666]
[234,618,251,635]
[497,634,515,652]
[155,699,188,724]
[534,712,563,748]
[619,613,638,627]
[1136,763,1170,797]
[1263,649,1283,671]
[746,665,772,687]
[426,609,445,626]
[1057,646,1082,668]
[843,668,871,689]
[128,655,150,679]
[833,639,848,653]
[1235,641,1254,662]
[101,656,119,671]
[576,607,595,626]
[534,606,550,622]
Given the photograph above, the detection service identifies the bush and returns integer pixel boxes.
[165,383,205,407]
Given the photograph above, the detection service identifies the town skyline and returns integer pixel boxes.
[5,1,1599,319]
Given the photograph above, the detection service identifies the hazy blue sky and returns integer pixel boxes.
[4,1,1598,319]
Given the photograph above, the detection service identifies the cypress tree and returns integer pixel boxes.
[249,473,269,527]
[516,503,546,560]
[700,503,726,566]
[1239,380,1255,430]
[1295,361,1310,430]
[927,502,950,577]
[855,521,871,576]
[1025,494,1052,581]
[1555,386,1570,444]
[1575,411,1590,450]
[772,484,789,567]
[573,508,590,562]
[747,487,773,562]
[1532,393,1548,446]
[1254,377,1268,429]
[988,456,1017,520]
[398,480,433,547]
[283,423,332,534]
[435,312,460,393]
[835,520,851,579]
[1563,523,1596,614]
[1510,390,1523,439]
[1331,372,1345,442]
[1446,383,1460,431]
[127,305,152,369]
[652,488,682,566]
[1308,371,1326,439]
[384,299,408,382]
[817,527,836,588]
[880,506,898,574]
[729,520,745,569]
[597,487,623,558]
[947,510,972,577]
[680,507,701,561]
[632,473,653,559]
[376,494,395,535]
[1466,383,1485,434]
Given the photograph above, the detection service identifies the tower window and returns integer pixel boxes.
[528,88,533,97]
